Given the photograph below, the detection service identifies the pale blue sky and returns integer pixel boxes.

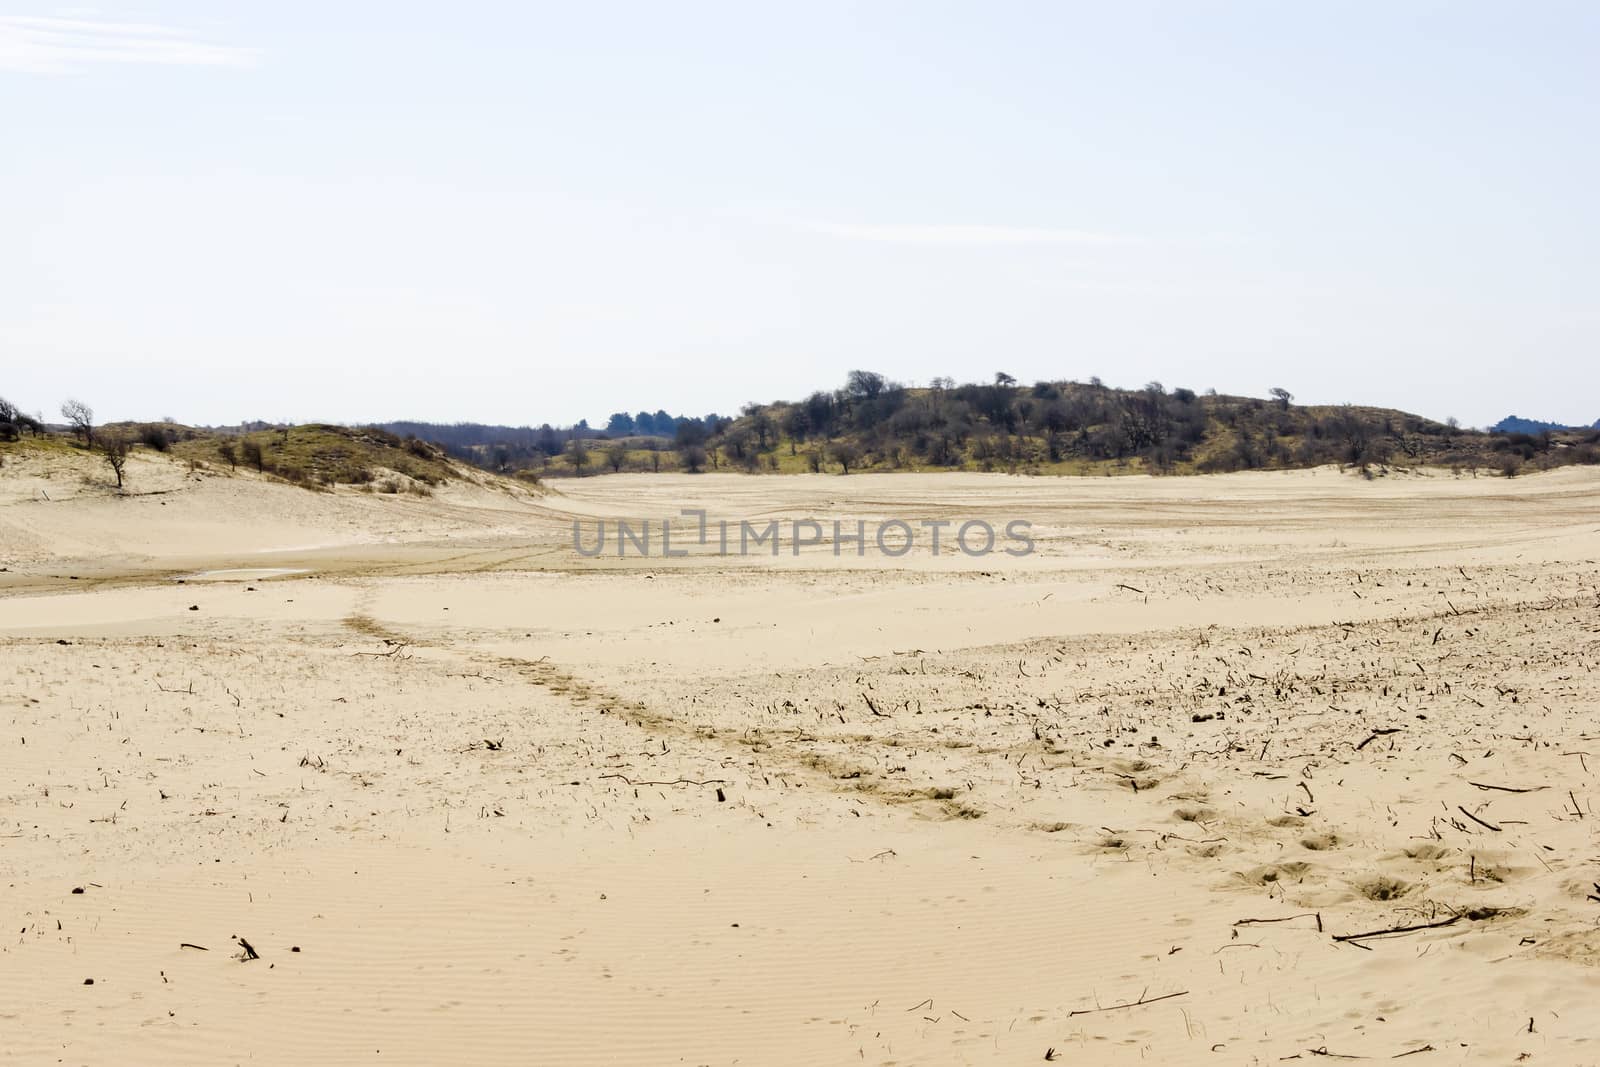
[3,2,1596,428]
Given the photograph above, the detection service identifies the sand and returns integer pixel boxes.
[3,459,1600,1064]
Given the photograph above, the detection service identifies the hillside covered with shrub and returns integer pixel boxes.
[7,380,1598,487]
[399,374,1600,479]
[0,402,485,497]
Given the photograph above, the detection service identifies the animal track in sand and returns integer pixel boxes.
[1172,806,1218,823]
[1352,875,1412,901]
[1241,861,1313,886]
[1402,843,1452,861]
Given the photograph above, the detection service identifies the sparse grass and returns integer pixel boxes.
[170,424,457,490]
[0,433,81,461]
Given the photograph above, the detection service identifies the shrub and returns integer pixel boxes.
[241,440,266,472]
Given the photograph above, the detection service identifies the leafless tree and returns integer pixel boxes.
[604,443,627,473]
[0,398,42,437]
[61,398,94,446]
[678,444,707,473]
[830,441,861,474]
[567,437,590,476]
[99,430,132,488]
[846,370,886,401]
[1269,387,1293,410]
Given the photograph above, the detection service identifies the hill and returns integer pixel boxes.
[7,382,1600,486]
[0,417,544,499]
[443,374,1600,479]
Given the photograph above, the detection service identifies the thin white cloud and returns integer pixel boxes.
[802,221,1133,247]
[0,14,256,73]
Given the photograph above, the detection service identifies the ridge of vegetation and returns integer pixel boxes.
[1,399,490,495]
[390,374,1600,480]
[6,380,1598,490]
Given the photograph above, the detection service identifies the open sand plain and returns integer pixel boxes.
[3,454,1600,1065]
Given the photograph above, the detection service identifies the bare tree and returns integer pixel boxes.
[604,442,627,473]
[678,444,707,473]
[99,430,132,488]
[217,441,238,470]
[566,437,590,476]
[61,398,94,447]
[241,440,265,472]
[1269,387,1293,410]
[741,405,774,450]
[830,441,861,474]
[846,370,886,401]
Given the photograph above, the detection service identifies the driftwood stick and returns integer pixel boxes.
[1332,915,1462,943]
[598,774,727,787]
[1066,989,1187,1016]
[1356,727,1404,751]
[1234,912,1323,932]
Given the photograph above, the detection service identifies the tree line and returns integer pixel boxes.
[7,379,1599,488]
[463,372,1600,478]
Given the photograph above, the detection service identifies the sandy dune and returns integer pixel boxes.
[3,463,1600,1064]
